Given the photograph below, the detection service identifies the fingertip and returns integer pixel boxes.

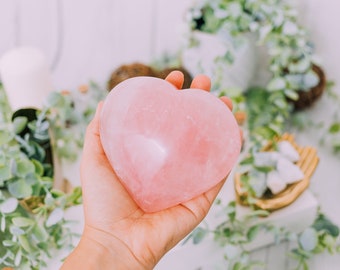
[190,74,211,91]
[165,70,184,89]
[220,96,233,111]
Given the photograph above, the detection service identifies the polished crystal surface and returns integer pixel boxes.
[100,77,241,212]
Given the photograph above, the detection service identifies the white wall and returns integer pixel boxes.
[0,0,193,90]
[293,0,340,89]
[0,0,339,93]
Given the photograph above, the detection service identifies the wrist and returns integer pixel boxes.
[61,225,149,270]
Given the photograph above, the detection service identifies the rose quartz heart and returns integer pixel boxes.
[100,76,241,212]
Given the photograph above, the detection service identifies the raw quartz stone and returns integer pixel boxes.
[267,170,287,194]
[100,76,241,212]
[277,141,300,162]
[277,157,304,184]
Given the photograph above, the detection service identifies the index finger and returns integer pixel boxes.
[165,70,184,89]
[190,74,211,91]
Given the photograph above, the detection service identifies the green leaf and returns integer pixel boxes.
[336,245,340,253]
[226,201,236,221]
[2,240,16,247]
[273,98,288,109]
[288,58,310,73]
[0,197,18,213]
[0,130,13,146]
[44,192,55,206]
[1,215,5,232]
[8,179,33,198]
[0,165,12,181]
[201,7,222,33]
[247,225,261,241]
[224,50,235,64]
[302,70,319,89]
[245,209,270,218]
[45,91,65,107]
[258,24,272,41]
[15,160,35,177]
[239,156,254,166]
[32,224,49,242]
[284,89,299,100]
[222,227,231,238]
[282,20,299,36]
[233,262,242,270]
[14,248,22,266]
[268,123,283,135]
[37,119,50,132]
[66,186,83,205]
[32,159,44,176]
[230,232,245,243]
[0,152,5,166]
[12,116,28,134]
[51,189,66,198]
[33,141,47,160]
[312,214,340,237]
[18,235,33,253]
[268,77,286,91]
[46,207,64,227]
[10,225,25,236]
[302,259,309,270]
[329,123,340,134]
[191,227,208,244]
[322,234,336,251]
[12,217,35,227]
[299,227,318,251]
[228,2,242,18]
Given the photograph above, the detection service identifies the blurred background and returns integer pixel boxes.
[0,0,338,92]
[0,0,340,269]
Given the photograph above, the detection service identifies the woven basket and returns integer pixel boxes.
[107,63,193,91]
[107,62,157,91]
[234,133,319,211]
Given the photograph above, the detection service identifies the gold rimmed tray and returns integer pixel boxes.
[234,133,319,211]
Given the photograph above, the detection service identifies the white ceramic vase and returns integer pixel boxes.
[0,47,54,111]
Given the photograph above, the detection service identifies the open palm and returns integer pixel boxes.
[62,71,235,270]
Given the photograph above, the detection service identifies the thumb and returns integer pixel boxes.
[82,101,105,161]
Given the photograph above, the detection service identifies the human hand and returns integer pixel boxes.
[61,71,235,270]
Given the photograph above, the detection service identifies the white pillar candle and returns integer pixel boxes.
[0,47,54,111]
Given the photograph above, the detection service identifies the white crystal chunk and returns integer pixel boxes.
[277,157,304,184]
[267,170,287,194]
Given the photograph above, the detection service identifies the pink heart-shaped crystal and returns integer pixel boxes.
[100,77,241,212]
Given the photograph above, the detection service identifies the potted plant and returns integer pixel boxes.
[0,80,106,269]
[0,99,81,269]
[184,0,326,109]
[181,1,339,269]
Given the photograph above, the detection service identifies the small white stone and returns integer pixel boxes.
[253,151,280,167]
[278,141,300,162]
[267,170,287,194]
[277,157,304,184]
